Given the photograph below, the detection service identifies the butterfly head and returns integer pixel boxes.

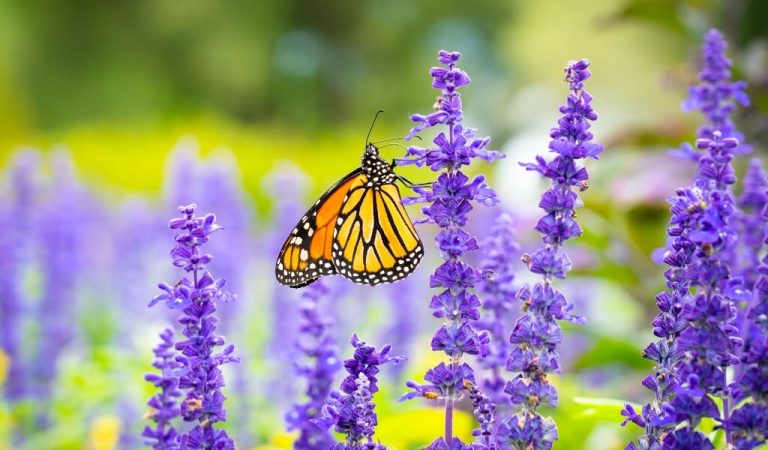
[362,143,395,184]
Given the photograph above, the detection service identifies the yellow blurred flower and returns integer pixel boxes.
[250,431,295,450]
[376,407,474,449]
[87,415,121,450]
[0,350,8,387]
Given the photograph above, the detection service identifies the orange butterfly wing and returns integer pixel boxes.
[331,181,423,285]
[275,169,367,288]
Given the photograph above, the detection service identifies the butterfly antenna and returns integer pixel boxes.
[366,109,385,146]
[396,174,432,188]
[377,142,408,150]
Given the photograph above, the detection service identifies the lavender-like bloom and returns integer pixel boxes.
[464,380,497,450]
[625,29,750,450]
[735,160,768,292]
[143,328,182,449]
[33,152,84,414]
[318,335,404,449]
[503,59,601,450]
[285,280,341,450]
[622,186,701,449]
[682,29,750,150]
[382,274,419,382]
[477,212,519,408]
[728,174,768,450]
[625,139,744,450]
[0,150,39,402]
[264,163,309,408]
[399,50,503,447]
[196,150,252,310]
[150,204,239,449]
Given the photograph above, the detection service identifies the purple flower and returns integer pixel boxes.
[497,413,558,450]
[425,437,472,450]
[263,164,309,407]
[464,380,497,450]
[727,183,768,449]
[33,151,86,413]
[398,50,503,446]
[318,336,403,449]
[726,403,768,449]
[431,323,484,357]
[401,362,475,402]
[503,58,600,449]
[0,150,40,401]
[430,290,482,322]
[660,428,714,450]
[621,404,646,428]
[285,280,341,450]
[735,160,768,292]
[627,29,750,450]
[151,204,239,448]
[142,329,182,449]
[523,248,572,280]
[682,29,750,153]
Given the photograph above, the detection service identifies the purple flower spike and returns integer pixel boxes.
[285,280,341,450]
[150,204,239,449]
[627,29,750,450]
[143,329,182,449]
[0,150,40,402]
[736,159,768,292]
[682,29,750,154]
[399,50,503,447]
[318,336,404,449]
[503,58,600,449]
[464,380,498,450]
[728,174,768,450]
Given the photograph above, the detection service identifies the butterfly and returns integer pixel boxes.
[275,138,424,288]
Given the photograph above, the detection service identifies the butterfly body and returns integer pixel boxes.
[276,144,423,288]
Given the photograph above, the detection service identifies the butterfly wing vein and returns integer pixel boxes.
[276,170,423,288]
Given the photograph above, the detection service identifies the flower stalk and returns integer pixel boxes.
[399,50,503,449]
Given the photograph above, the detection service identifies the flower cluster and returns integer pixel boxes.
[477,212,519,408]
[34,153,85,412]
[729,168,768,450]
[399,50,503,449]
[622,186,702,448]
[318,335,404,449]
[0,151,39,402]
[625,29,749,450]
[736,160,768,293]
[625,137,744,450]
[285,280,341,450]
[504,58,601,449]
[149,204,239,449]
[464,380,497,449]
[142,328,182,449]
[682,29,750,149]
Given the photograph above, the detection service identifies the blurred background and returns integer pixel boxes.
[0,0,767,448]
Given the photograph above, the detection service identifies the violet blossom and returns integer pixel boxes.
[398,49,503,449]
[735,160,767,295]
[729,169,768,450]
[503,58,601,450]
[33,152,85,419]
[318,335,404,449]
[477,212,519,409]
[285,280,341,450]
[0,150,40,402]
[264,163,309,408]
[624,29,749,450]
[150,204,239,449]
[143,328,182,449]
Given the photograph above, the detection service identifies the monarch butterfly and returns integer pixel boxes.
[275,132,424,288]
